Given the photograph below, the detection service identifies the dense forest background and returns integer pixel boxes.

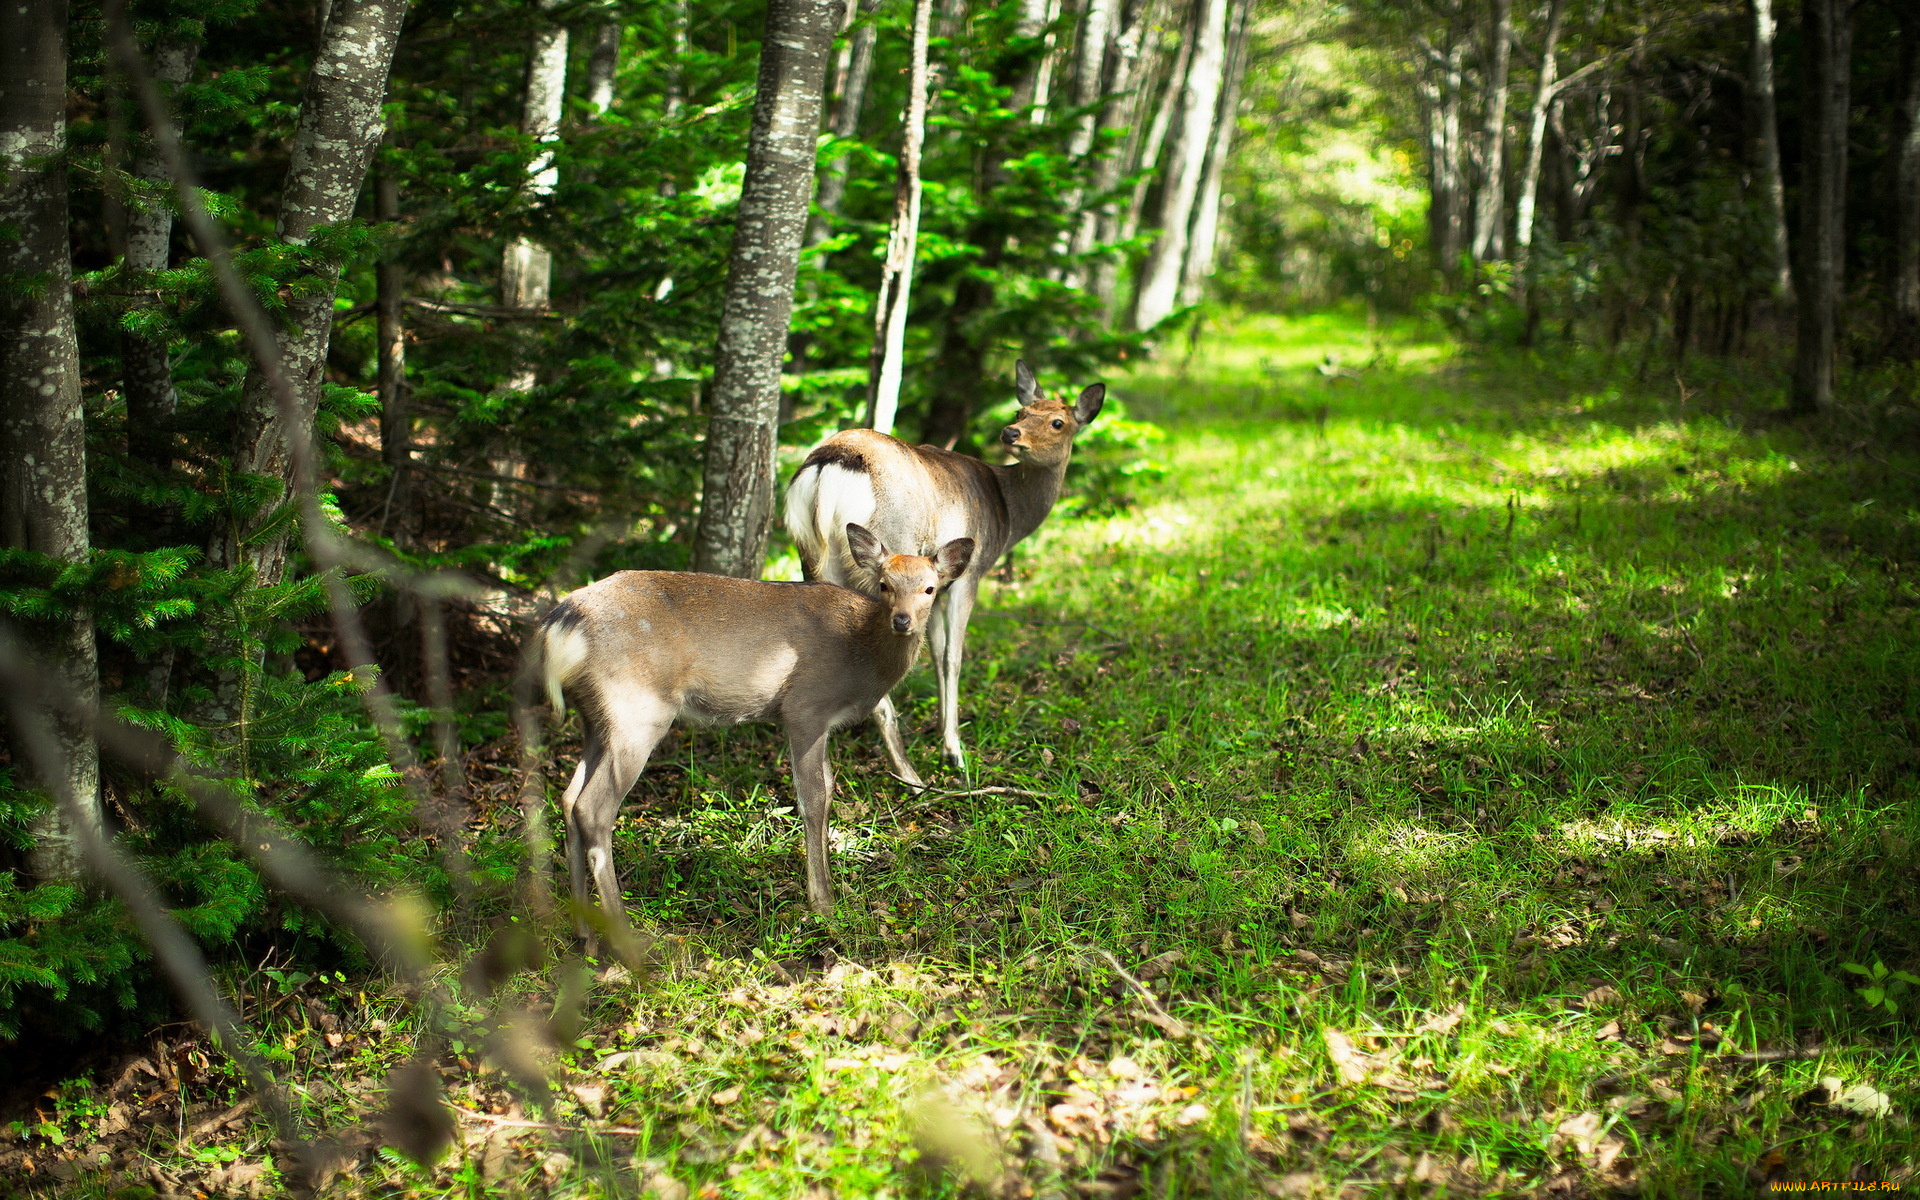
[2,0,1919,1191]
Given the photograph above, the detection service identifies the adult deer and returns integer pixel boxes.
[784,360,1104,783]
[538,526,973,932]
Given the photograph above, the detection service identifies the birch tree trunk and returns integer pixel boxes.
[1748,0,1792,304]
[810,0,878,245]
[1418,35,1470,278]
[501,20,568,320]
[1790,0,1851,415]
[1069,0,1154,274]
[1511,0,1564,298]
[219,0,408,587]
[1092,4,1188,313]
[865,0,933,435]
[1178,0,1250,307]
[921,0,1059,447]
[0,0,100,883]
[586,21,620,114]
[1469,0,1513,264]
[122,34,199,473]
[692,0,840,578]
[1893,8,1920,356]
[1133,0,1229,330]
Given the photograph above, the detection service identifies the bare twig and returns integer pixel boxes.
[1072,943,1191,1039]
[903,786,1052,814]
[449,1106,649,1137]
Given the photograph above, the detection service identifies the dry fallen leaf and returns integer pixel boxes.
[1831,1083,1892,1119]
[710,1086,742,1107]
[1415,1003,1468,1035]
[1323,1030,1371,1086]
[1594,1020,1622,1042]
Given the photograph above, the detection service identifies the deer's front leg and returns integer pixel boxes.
[932,578,978,771]
[870,693,924,789]
[790,724,836,914]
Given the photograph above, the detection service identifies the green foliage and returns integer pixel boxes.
[1841,961,1920,1017]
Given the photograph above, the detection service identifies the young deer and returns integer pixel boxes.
[784,360,1104,784]
[538,526,973,929]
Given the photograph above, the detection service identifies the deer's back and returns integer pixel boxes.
[791,430,1010,585]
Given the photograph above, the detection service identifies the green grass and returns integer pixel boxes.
[19,311,1920,1197]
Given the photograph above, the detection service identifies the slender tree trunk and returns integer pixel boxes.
[219,0,408,587]
[586,21,620,114]
[1511,0,1564,300]
[866,0,933,435]
[122,33,199,473]
[1748,0,1793,305]
[1893,7,1920,355]
[501,20,568,319]
[376,168,411,546]
[1028,0,1066,122]
[692,0,840,578]
[1790,0,1851,415]
[1090,0,1185,313]
[1178,0,1250,307]
[494,15,568,519]
[1068,0,1153,272]
[1133,0,1229,330]
[809,0,878,245]
[921,0,1058,448]
[1048,0,1118,270]
[1429,38,1469,276]
[1470,0,1513,264]
[0,0,100,883]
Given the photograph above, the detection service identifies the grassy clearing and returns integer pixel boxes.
[14,312,1920,1198]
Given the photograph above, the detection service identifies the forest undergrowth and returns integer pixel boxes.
[10,312,1920,1198]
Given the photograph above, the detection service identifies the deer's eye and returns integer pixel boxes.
[924,586,935,595]
[1051,419,1065,430]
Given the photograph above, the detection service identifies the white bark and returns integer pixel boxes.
[1470,0,1513,263]
[693,0,840,577]
[1178,0,1250,306]
[866,0,933,435]
[810,0,879,244]
[501,20,569,318]
[587,21,620,114]
[123,34,199,471]
[1512,0,1564,294]
[1749,0,1792,302]
[1133,0,1228,330]
[0,0,100,883]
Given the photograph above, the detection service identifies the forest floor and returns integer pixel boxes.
[16,312,1920,1198]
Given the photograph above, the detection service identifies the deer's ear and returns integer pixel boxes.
[1014,359,1038,404]
[845,523,886,568]
[1074,383,1106,426]
[935,538,975,583]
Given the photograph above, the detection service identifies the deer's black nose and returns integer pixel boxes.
[1001,426,1020,446]
[892,613,912,633]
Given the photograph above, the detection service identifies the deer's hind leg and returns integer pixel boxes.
[567,687,674,949]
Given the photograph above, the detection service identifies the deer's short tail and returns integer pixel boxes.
[537,601,592,715]
[783,455,877,583]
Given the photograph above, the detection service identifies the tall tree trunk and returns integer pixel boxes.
[1893,7,1920,356]
[494,15,568,521]
[122,33,199,474]
[1790,0,1851,415]
[218,0,408,588]
[1028,0,1066,122]
[1511,0,1564,300]
[692,0,840,578]
[1133,0,1229,330]
[1090,0,1185,313]
[809,0,878,245]
[1419,35,1470,278]
[1178,0,1250,307]
[1469,0,1513,264]
[1068,0,1154,274]
[501,19,568,320]
[866,0,933,435]
[1049,0,1118,271]
[920,0,1059,448]
[376,167,411,546]
[1748,0,1793,305]
[0,0,100,883]
[586,20,620,114]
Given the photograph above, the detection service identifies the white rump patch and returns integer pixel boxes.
[784,462,876,585]
[543,622,592,712]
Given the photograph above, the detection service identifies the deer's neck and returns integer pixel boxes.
[864,614,927,692]
[991,458,1068,548]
